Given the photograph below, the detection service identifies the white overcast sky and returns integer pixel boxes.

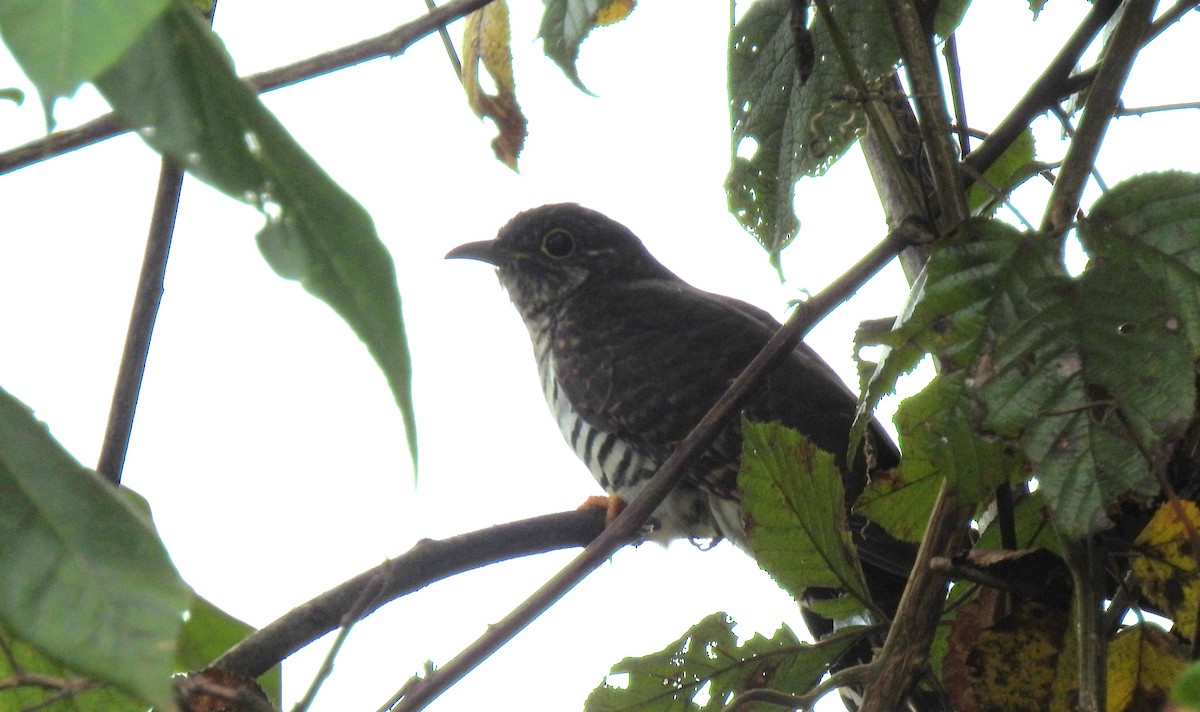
[1,1,1197,710]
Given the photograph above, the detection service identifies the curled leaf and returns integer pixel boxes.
[463,1,527,170]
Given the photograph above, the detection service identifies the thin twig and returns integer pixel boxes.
[963,0,1121,186]
[1116,100,1200,116]
[215,508,607,678]
[95,159,184,485]
[723,662,873,712]
[423,0,463,80]
[1043,0,1156,231]
[943,33,970,158]
[0,0,494,176]
[389,227,913,712]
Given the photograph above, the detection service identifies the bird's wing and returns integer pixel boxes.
[551,278,898,494]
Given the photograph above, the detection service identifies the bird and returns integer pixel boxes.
[446,203,912,602]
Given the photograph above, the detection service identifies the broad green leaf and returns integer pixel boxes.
[539,0,634,92]
[585,612,866,712]
[178,594,282,707]
[93,5,418,469]
[726,0,900,265]
[859,373,1022,541]
[0,0,169,126]
[463,1,527,169]
[850,219,1062,455]
[975,491,1060,556]
[0,622,144,710]
[978,259,1192,536]
[739,420,869,610]
[1083,171,1200,357]
[0,388,186,706]
[933,0,971,38]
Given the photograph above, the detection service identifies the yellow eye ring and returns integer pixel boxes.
[540,228,575,258]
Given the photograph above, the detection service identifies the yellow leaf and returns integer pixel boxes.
[595,0,635,26]
[462,1,527,170]
[1132,501,1200,639]
[1106,624,1186,712]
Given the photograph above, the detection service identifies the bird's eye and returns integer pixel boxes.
[540,229,575,258]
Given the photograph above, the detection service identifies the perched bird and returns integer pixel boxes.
[448,201,910,577]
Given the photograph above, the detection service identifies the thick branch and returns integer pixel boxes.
[858,484,972,712]
[1043,0,1157,231]
[0,0,494,176]
[214,508,606,678]
[391,228,912,712]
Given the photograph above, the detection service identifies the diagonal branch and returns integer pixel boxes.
[390,226,916,712]
[214,508,607,678]
[1043,0,1158,231]
[0,0,495,176]
[95,158,183,485]
[962,0,1121,185]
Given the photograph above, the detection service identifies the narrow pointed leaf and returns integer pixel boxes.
[93,5,418,469]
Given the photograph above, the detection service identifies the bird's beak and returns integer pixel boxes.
[445,240,501,265]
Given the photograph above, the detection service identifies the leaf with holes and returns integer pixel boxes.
[585,612,866,711]
[851,219,1062,458]
[1082,171,1200,357]
[726,0,900,265]
[978,258,1192,536]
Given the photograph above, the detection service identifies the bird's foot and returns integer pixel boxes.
[577,494,628,525]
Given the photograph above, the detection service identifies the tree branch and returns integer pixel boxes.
[884,0,966,229]
[858,483,972,712]
[214,508,607,678]
[0,0,494,176]
[963,0,1121,186]
[95,159,183,485]
[390,227,914,712]
[1043,0,1157,231]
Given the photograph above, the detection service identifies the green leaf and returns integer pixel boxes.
[726,0,900,264]
[978,257,1193,536]
[739,420,870,610]
[1083,171,1200,357]
[0,0,170,126]
[178,594,282,707]
[975,492,1061,556]
[93,5,418,470]
[0,622,144,710]
[585,612,866,711]
[850,219,1063,456]
[0,387,186,706]
[538,0,634,92]
[966,128,1036,217]
[859,372,1027,541]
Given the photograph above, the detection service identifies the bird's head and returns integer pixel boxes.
[446,203,676,320]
